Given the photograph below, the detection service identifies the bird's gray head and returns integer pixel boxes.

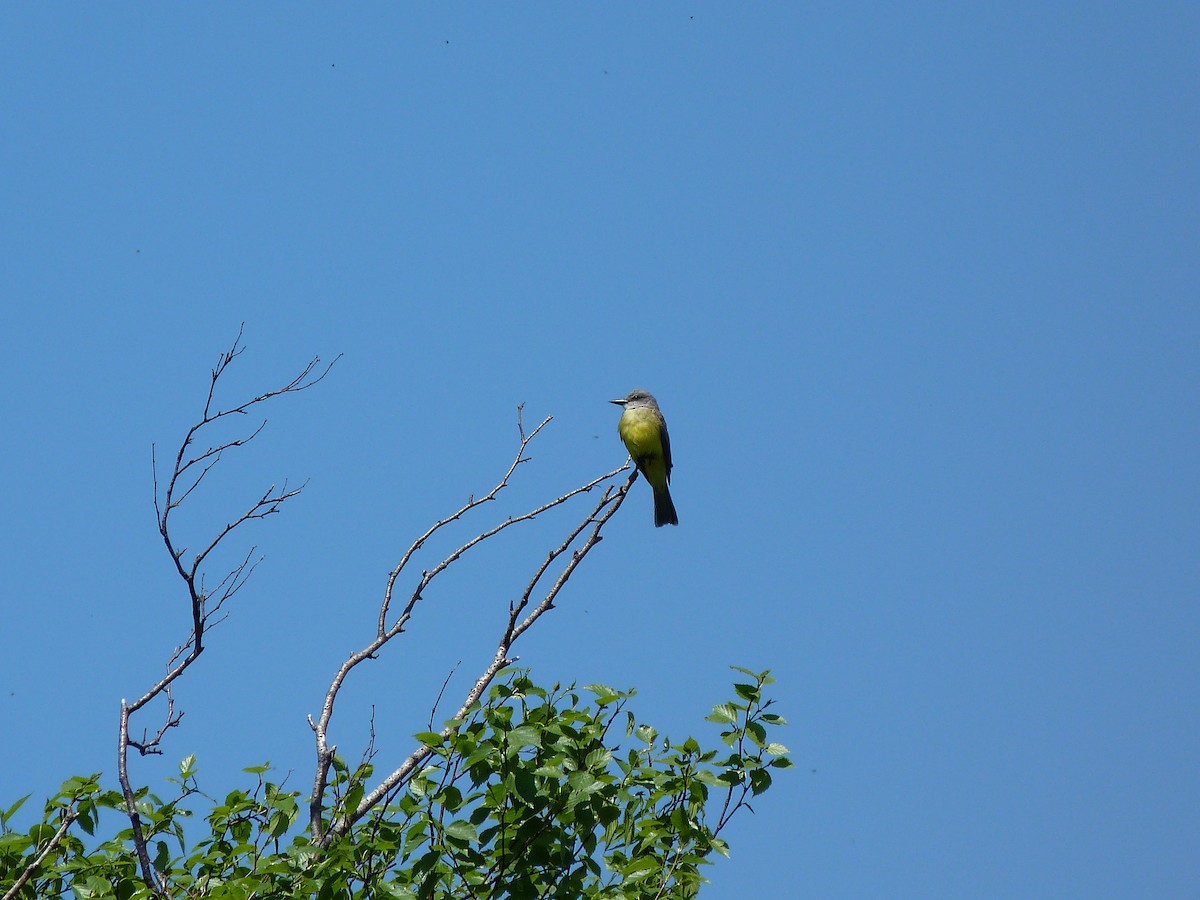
[609,388,659,411]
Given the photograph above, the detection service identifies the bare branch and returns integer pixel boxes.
[376,414,553,635]
[384,461,626,644]
[320,468,635,842]
[306,403,632,844]
[170,419,268,509]
[127,681,181,755]
[118,328,335,894]
[118,700,168,895]
[189,480,305,578]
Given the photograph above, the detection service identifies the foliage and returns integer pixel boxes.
[1,668,790,900]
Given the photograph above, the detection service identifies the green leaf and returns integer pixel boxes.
[634,724,658,744]
[269,811,293,839]
[438,785,464,811]
[749,768,773,796]
[621,855,662,879]
[729,664,761,678]
[0,832,33,853]
[733,682,760,702]
[706,703,738,724]
[412,731,445,747]
[445,820,478,844]
[1,794,30,824]
[513,769,539,804]
[583,683,621,703]
[567,771,600,795]
[345,782,365,813]
[506,725,542,750]
[585,747,613,770]
[179,754,198,779]
[61,774,100,795]
[153,839,170,872]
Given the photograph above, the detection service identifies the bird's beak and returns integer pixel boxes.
[609,398,625,406]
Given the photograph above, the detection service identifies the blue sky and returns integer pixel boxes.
[2,5,1197,897]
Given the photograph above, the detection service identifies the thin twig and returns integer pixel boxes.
[428,662,462,733]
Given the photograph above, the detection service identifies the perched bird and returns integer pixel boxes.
[609,389,678,527]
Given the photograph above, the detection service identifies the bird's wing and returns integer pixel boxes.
[659,413,673,481]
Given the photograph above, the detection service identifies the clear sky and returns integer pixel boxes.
[2,5,1197,898]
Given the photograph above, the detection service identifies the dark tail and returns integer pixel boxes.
[653,485,679,527]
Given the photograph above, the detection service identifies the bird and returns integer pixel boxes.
[609,388,678,527]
